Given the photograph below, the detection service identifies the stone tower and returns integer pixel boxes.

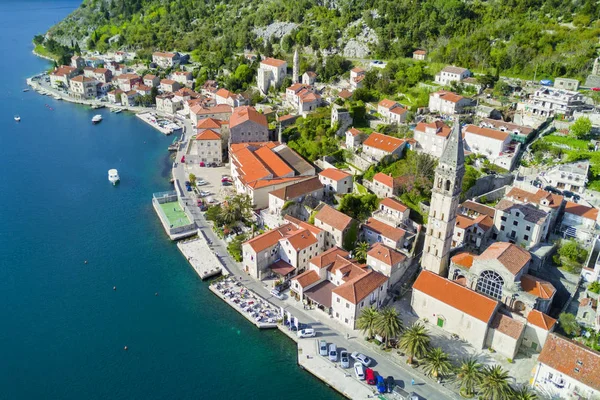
[293,48,299,84]
[421,118,465,277]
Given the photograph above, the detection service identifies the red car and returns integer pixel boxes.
[365,368,376,385]
[592,87,600,92]
[181,156,186,163]
[199,161,205,167]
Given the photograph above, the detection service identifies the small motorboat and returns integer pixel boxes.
[22,88,29,92]
[92,115,102,124]
[113,108,122,114]
[14,115,20,122]
[108,169,120,185]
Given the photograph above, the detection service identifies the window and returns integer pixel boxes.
[516,212,520,217]
[526,225,531,232]
[345,318,349,324]
[346,303,350,309]
[336,297,340,303]
[513,221,518,226]
[501,216,507,222]
[476,270,504,300]
[524,235,529,241]
[500,225,505,231]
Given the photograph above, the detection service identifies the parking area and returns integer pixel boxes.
[182,162,235,203]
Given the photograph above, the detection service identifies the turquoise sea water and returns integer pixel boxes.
[0,2,340,399]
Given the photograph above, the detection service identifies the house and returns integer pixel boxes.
[331,106,353,134]
[71,55,85,69]
[91,68,111,83]
[533,334,600,400]
[576,296,598,329]
[314,205,355,250]
[463,124,518,170]
[523,87,587,118]
[69,75,97,99]
[412,50,426,61]
[318,168,353,195]
[121,90,139,107]
[362,133,406,162]
[267,176,324,218]
[460,200,496,219]
[345,127,365,149]
[285,84,321,113]
[350,67,366,89]
[172,70,193,87]
[505,186,564,229]
[152,52,179,69]
[370,173,406,198]
[452,214,494,250]
[134,84,152,96]
[480,118,534,143]
[191,128,222,165]
[229,106,269,144]
[492,200,551,248]
[524,309,556,352]
[561,201,599,244]
[156,94,183,115]
[214,88,245,107]
[367,243,409,287]
[372,198,410,228]
[545,161,589,194]
[242,222,323,280]
[107,89,124,104]
[290,247,389,328]
[434,66,471,86]
[362,217,407,250]
[413,120,452,158]
[190,104,232,127]
[85,57,104,68]
[49,65,78,88]
[338,89,353,101]
[143,74,160,88]
[302,71,317,85]
[377,99,408,124]
[554,77,580,91]
[428,91,471,115]
[160,79,181,93]
[116,74,142,92]
[257,58,287,94]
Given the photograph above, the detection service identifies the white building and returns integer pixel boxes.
[428,91,471,115]
[345,127,365,149]
[69,75,97,99]
[412,50,426,61]
[434,66,471,86]
[152,52,179,68]
[49,65,78,88]
[156,94,182,115]
[160,79,181,93]
[143,74,160,88]
[350,67,366,89]
[314,205,354,250]
[257,58,287,94]
[172,70,193,87]
[463,124,519,170]
[492,200,551,248]
[561,201,599,244]
[190,128,222,165]
[362,132,406,162]
[413,120,452,158]
[523,87,586,117]
[302,71,317,86]
[377,99,408,125]
[367,243,409,287]
[318,168,353,195]
[545,161,589,194]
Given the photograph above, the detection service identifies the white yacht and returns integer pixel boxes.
[108,169,120,185]
[14,115,20,122]
[92,114,102,124]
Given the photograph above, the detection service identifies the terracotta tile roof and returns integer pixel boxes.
[215,88,234,98]
[464,125,510,141]
[254,146,294,177]
[283,215,323,236]
[415,120,452,138]
[520,274,556,299]
[269,176,323,201]
[244,223,298,252]
[134,84,152,91]
[451,252,474,269]
[305,71,317,77]
[390,107,408,115]
[196,118,223,130]
[332,269,388,304]
[456,215,477,230]
[161,79,177,85]
[195,130,221,140]
[477,242,531,276]
[338,89,353,99]
[247,177,303,189]
[481,118,533,136]
[538,334,600,391]
[173,70,191,76]
[117,73,140,81]
[70,75,95,83]
[278,114,297,122]
[378,99,398,109]
[433,90,465,104]
[413,271,498,323]
[527,310,557,331]
[474,214,494,231]
[347,127,363,137]
[299,91,321,103]
[367,243,406,266]
[174,88,198,97]
[153,51,176,58]
[309,247,350,268]
[565,201,598,221]
[373,173,394,188]
[52,65,77,77]
[143,74,157,80]
[229,106,267,128]
[108,89,124,95]
[490,313,525,339]
[285,228,318,251]
[413,50,426,55]
[461,200,496,218]
[581,297,597,308]
[191,104,233,116]
[319,168,351,182]
[315,205,353,232]
[287,83,306,92]
[93,68,109,74]
[354,75,365,83]
[364,218,406,242]
[441,66,469,75]
[261,57,286,67]
[379,198,408,213]
[351,67,365,73]
[269,259,296,276]
[495,200,549,224]
[293,270,321,288]
[363,132,405,153]
[331,259,367,281]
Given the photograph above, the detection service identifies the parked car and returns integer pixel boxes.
[199,191,211,197]
[592,87,600,92]
[351,352,372,367]
[340,351,350,368]
[270,289,285,300]
[328,344,338,362]
[196,180,207,186]
[222,181,232,186]
[544,185,562,195]
[365,368,376,385]
[386,376,395,393]
[319,340,328,356]
[297,328,316,338]
[376,375,386,393]
[393,386,419,400]
[354,362,365,380]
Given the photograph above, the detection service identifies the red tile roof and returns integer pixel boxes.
[153,51,176,58]
[373,173,394,188]
[413,50,426,55]
[293,270,321,288]
[451,252,475,269]
[565,201,598,221]
[195,130,221,140]
[461,200,496,218]
[285,229,318,251]
[477,242,531,276]
[196,118,223,130]
[378,99,398,109]
[490,313,525,339]
[367,243,406,266]
[283,215,323,236]
[364,218,406,242]
[309,247,350,268]
[347,127,363,137]
[261,57,286,67]
[455,215,477,230]
[244,223,298,252]
[315,205,353,232]
[269,259,296,276]
[464,125,510,141]
[338,89,353,99]
[415,120,452,138]
[379,198,408,213]
[215,88,234,99]
[269,177,323,201]
[527,310,557,331]
[433,90,465,104]
[229,106,267,128]
[413,271,498,322]
[333,269,388,304]
[363,132,405,153]
[319,168,352,182]
[520,274,556,299]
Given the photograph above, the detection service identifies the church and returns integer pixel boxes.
[411,119,557,359]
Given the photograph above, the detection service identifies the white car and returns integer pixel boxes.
[351,351,372,367]
[270,289,285,300]
[199,191,211,197]
[328,344,337,362]
[196,180,207,186]
[319,340,328,356]
[340,351,350,368]
[297,328,316,338]
[354,362,365,380]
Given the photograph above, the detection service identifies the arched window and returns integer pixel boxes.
[476,270,504,300]
[445,180,451,191]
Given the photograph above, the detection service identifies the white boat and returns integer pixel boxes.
[53,95,61,100]
[111,108,123,114]
[108,169,120,185]
[92,115,102,124]
[14,115,20,122]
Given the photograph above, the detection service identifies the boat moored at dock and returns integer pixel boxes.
[108,169,120,185]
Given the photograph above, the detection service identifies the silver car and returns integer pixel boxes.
[319,340,328,356]
[351,351,372,367]
[354,362,365,380]
[328,344,337,362]
[340,351,350,368]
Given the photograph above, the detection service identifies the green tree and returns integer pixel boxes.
[342,220,358,251]
[356,306,379,339]
[558,312,581,336]
[511,385,538,400]
[589,281,600,294]
[422,347,453,379]
[554,239,588,272]
[188,173,196,186]
[478,365,513,400]
[374,307,403,348]
[354,241,370,263]
[456,358,483,397]
[462,165,481,197]
[570,117,592,139]
[205,205,222,224]
[398,322,430,364]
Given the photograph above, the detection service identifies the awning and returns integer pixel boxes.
[270,259,296,277]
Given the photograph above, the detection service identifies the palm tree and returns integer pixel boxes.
[511,385,537,400]
[221,204,237,225]
[422,347,453,379]
[356,307,379,339]
[374,307,403,348]
[456,357,483,397]
[354,241,370,263]
[398,322,430,364]
[478,365,512,400]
